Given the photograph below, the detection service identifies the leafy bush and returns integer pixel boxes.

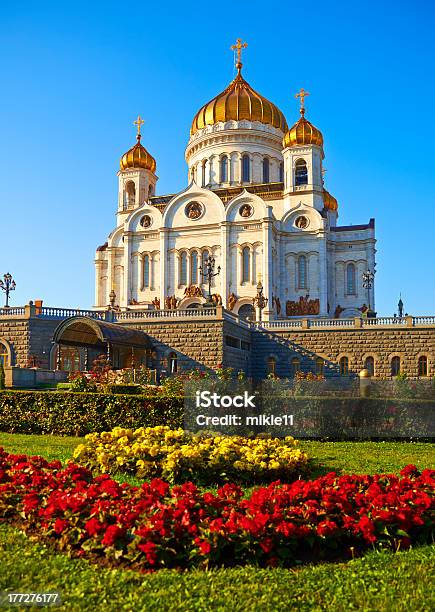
[0,362,5,390]
[104,384,143,395]
[73,426,309,484]
[68,373,97,393]
[56,382,72,390]
[0,450,433,571]
[0,391,183,436]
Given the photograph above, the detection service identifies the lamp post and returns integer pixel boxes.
[252,280,268,322]
[199,256,221,307]
[362,269,376,317]
[0,273,16,308]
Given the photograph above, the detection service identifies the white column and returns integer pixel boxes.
[107,248,115,306]
[317,238,328,316]
[250,246,255,285]
[220,223,230,306]
[159,229,168,307]
[122,233,132,307]
[262,213,273,321]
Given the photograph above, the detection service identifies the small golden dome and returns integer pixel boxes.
[191,69,287,136]
[283,109,323,149]
[120,134,156,173]
[323,189,338,211]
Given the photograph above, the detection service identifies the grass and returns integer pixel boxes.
[0,432,433,477]
[0,433,433,610]
[0,524,433,612]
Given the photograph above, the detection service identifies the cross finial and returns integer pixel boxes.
[295,88,310,115]
[133,115,145,140]
[231,38,248,73]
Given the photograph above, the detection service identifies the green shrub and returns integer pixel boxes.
[0,390,183,436]
[56,382,72,390]
[104,383,143,395]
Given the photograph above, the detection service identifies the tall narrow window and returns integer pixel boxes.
[267,356,276,375]
[201,250,209,283]
[124,181,136,209]
[143,254,150,288]
[220,156,228,183]
[242,247,250,283]
[242,155,250,182]
[279,161,284,182]
[191,251,198,285]
[0,342,9,367]
[364,356,375,376]
[262,158,270,183]
[295,159,308,186]
[315,358,324,376]
[191,167,196,182]
[201,160,207,187]
[391,356,401,377]
[298,255,307,289]
[180,252,187,285]
[346,263,356,295]
[340,356,349,376]
[418,355,428,376]
[168,352,178,374]
[291,357,300,377]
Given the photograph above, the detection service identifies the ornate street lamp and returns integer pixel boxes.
[362,269,376,317]
[199,256,221,307]
[0,273,16,308]
[252,280,268,322]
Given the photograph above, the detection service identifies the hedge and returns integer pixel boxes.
[0,391,183,436]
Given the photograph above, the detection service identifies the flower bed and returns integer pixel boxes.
[0,449,433,571]
[72,426,309,484]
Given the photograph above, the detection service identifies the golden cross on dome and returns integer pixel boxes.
[295,88,310,114]
[133,115,145,138]
[231,38,248,71]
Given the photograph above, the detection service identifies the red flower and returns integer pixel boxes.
[195,538,211,555]
[101,525,126,546]
[85,517,104,537]
[54,518,69,534]
[138,541,158,565]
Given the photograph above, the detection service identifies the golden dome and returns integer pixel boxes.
[283,108,323,149]
[190,69,288,136]
[120,134,156,173]
[323,189,338,211]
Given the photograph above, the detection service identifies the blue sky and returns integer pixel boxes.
[1,0,434,315]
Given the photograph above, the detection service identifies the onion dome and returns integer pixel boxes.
[323,189,338,211]
[190,68,287,136]
[283,89,323,149]
[120,133,156,172]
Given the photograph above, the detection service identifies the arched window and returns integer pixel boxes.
[124,181,136,209]
[242,155,250,182]
[201,160,207,187]
[267,356,276,375]
[291,357,301,377]
[340,356,349,376]
[315,357,324,376]
[262,158,270,183]
[201,250,209,283]
[346,263,356,295]
[0,341,9,367]
[364,356,375,376]
[180,252,187,285]
[191,251,198,285]
[298,255,307,289]
[220,156,228,183]
[238,303,255,321]
[295,159,308,186]
[168,352,178,374]
[191,167,196,183]
[391,356,401,377]
[143,254,150,288]
[242,246,250,283]
[418,356,428,377]
[279,161,284,183]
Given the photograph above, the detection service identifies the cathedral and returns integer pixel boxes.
[94,40,376,322]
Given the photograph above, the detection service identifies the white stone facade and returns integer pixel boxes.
[95,116,376,321]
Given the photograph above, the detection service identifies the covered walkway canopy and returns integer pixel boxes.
[52,316,151,371]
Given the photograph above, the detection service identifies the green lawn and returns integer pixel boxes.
[0,432,433,476]
[0,433,434,611]
[0,524,433,612]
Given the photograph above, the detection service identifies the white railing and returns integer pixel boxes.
[309,318,355,328]
[413,315,435,325]
[39,307,105,320]
[116,307,218,320]
[258,320,303,329]
[223,311,252,328]
[0,306,25,316]
[362,316,407,326]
